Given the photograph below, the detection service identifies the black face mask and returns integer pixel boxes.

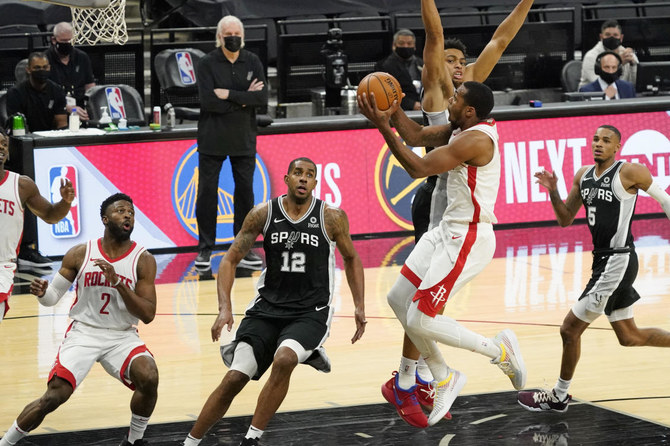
[600,71,620,85]
[602,36,621,51]
[395,47,415,60]
[224,35,242,53]
[30,70,50,84]
[55,41,73,56]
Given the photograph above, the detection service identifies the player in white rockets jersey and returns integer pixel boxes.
[0,193,158,446]
[0,128,74,324]
[358,81,526,426]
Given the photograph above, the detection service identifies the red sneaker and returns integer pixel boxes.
[415,373,452,420]
[381,372,428,428]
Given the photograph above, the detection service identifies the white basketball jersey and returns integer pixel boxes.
[442,120,500,224]
[0,171,24,262]
[70,239,146,330]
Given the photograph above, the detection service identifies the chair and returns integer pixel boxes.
[85,84,146,127]
[561,60,582,91]
[14,58,28,85]
[0,24,43,50]
[0,91,8,131]
[594,1,640,19]
[154,48,205,122]
[438,7,484,27]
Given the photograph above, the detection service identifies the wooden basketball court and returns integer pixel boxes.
[1,219,669,444]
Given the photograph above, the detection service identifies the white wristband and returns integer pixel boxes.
[111,276,121,287]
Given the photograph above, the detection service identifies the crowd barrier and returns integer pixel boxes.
[8,95,670,257]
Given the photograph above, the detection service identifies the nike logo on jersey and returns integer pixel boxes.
[315,305,328,311]
[274,218,286,223]
[451,235,462,240]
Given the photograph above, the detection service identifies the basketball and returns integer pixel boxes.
[357,72,402,111]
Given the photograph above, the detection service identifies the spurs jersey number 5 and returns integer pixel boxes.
[258,196,335,312]
[579,160,637,251]
[71,239,146,329]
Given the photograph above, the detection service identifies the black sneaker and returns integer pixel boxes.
[240,438,259,446]
[194,249,211,267]
[119,435,149,445]
[518,389,571,413]
[18,248,53,268]
[305,346,331,373]
[238,251,262,270]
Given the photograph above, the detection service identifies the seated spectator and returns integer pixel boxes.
[46,22,95,122]
[579,51,635,99]
[6,51,67,269]
[375,29,423,111]
[7,52,67,132]
[579,20,638,89]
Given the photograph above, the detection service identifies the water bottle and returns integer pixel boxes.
[69,108,80,132]
[12,115,25,136]
[153,106,161,126]
[165,104,176,129]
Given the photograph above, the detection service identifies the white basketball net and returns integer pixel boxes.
[70,0,128,45]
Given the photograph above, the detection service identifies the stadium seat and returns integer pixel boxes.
[0,91,8,131]
[154,47,205,122]
[85,84,146,127]
[561,59,582,92]
[438,7,484,27]
[593,1,640,19]
[14,58,28,85]
[0,24,42,50]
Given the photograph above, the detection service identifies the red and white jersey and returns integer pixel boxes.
[0,171,23,262]
[70,238,146,330]
[442,120,500,225]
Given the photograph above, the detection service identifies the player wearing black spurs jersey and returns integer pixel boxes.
[518,125,670,413]
[183,157,366,446]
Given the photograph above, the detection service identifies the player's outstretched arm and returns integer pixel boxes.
[468,0,534,82]
[30,243,84,306]
[621,163,670,219]
[326,207,366,344]
[212,203,268,341]
[535,167,585,227]
[19,176,75,224]
[421,0,452,112]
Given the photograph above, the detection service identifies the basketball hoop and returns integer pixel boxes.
[70,0,127,45]
[38,0,126,45]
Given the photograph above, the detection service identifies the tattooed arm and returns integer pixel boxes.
[325,206,366,344]
[211,202,269,341]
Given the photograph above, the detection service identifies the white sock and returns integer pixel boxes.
[416,356,433,383]
[397,356,418,390]
[245,425,263,440]
[183,434,202,446]
[127,413,150,444]
[0,420,27,446]
[554,378,571,400]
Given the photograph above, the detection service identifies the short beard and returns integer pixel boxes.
[107,222,132,241]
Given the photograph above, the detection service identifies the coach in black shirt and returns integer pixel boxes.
[194,15,268,269]
[7,51,67,132]
[46,22,96,122]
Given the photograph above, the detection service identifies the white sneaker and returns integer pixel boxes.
[492,329,526,390]
[427,370,466,426]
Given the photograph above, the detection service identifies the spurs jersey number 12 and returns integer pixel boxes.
[71,238,146,330]
[258,196,335,313]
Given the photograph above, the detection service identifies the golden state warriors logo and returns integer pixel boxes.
[172,144,271,243]
[374,138,425,230]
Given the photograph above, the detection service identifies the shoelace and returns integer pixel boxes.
[533,390,558,403]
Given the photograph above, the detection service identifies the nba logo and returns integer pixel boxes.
[105,87,126,119]
[49,166,80,238]
[176,52,196,85]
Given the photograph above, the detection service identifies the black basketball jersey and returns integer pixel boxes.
[579,160,637,251]
[257,195,335,314]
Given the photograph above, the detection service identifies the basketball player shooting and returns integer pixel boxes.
[0,193,158,446]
